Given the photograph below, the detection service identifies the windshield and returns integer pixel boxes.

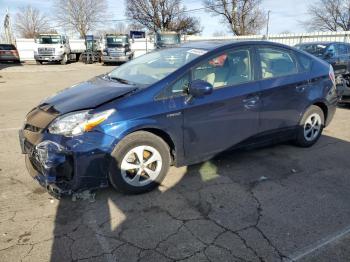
[106,36,128,47]
[37,35,62,44]
[296,44,328,57]
[157,34,180,45]
[108,47,207,85]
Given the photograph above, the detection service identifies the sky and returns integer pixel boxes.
[0,0,317,36]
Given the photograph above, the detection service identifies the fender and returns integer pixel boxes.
[100,118,185,166]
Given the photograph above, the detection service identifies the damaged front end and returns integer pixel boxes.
[19,106,117,198]
[24,140,73,197]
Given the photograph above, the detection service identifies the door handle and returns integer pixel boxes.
[243,95,260,109]
[296,85,305,92]
[296,85,306,93]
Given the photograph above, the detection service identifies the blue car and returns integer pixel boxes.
[19,41,338,195]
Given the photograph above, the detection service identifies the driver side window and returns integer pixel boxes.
[192,49,252,89]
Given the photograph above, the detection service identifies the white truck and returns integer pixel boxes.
[34,34,85,65]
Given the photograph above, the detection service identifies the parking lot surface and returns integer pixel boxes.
[0,62,350,262]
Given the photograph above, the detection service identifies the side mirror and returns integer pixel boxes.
[188,79,213,98]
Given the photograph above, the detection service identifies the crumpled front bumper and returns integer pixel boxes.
[19,129,118,196]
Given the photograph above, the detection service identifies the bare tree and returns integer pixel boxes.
[114,22,128,34]
[94,23,130,37]
[203,0,266,35]
[304,0,350,31]
[15,6,51,38]
[125,0,201,35]
[53,0,107,38]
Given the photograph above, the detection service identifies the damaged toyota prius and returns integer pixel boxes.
[19,41,338,196]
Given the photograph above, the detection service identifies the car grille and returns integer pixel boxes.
[24,124,42,133]
[38,47,55,55]
[108,49,124,57]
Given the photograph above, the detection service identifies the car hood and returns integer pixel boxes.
[40,76,137,114]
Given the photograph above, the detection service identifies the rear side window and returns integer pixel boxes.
[0,44,16,50]
[296,53,313,72]
[258,47,298,79]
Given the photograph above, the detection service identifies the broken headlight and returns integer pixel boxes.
[48,109,115,136]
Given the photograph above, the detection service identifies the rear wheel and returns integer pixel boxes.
[109,131,171,194]
[295,105,324,147]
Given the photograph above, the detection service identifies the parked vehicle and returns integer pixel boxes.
[80,35,101,64]
[155,31,181,49]
[34,34,85,65]
[101,34,134,64]
[295,42,350,102]
[0,44,20,63]
[19,41,337,196]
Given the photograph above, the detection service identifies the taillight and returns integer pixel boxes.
[329,65,336,86]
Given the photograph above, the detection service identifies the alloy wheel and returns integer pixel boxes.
[120,145,162,187]
[303,113,322,142]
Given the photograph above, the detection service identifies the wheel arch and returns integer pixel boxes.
[120,127,177,165]
[313,101,328,123]
[141,128,176,164]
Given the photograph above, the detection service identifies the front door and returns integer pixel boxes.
[182,47,261,161]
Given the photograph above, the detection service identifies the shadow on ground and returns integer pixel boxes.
[0,61,22,71]
[49,135,350,262]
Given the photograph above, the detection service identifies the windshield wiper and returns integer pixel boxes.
[106,75,134,85]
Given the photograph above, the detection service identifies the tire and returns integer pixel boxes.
[295,105,325,147]
[60,54,68,65]
[36,61,42,65]
[109,131,171,194]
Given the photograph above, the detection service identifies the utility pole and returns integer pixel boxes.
[3,8,14,44]
[266,10,271,40]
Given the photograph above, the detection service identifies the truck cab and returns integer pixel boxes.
[34,34,84,65]
[101,34,134,64]
[155,31,181,49]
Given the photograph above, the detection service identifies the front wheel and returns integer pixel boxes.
[295,105,324,147]
[60,54,68,65]
[109,131,171,194]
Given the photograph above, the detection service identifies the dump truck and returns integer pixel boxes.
[34,34,85,65]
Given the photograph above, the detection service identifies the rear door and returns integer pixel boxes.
[257,45,312,133]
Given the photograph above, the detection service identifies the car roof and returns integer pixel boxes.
[296,41,350,46]
[179,40,291,51]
